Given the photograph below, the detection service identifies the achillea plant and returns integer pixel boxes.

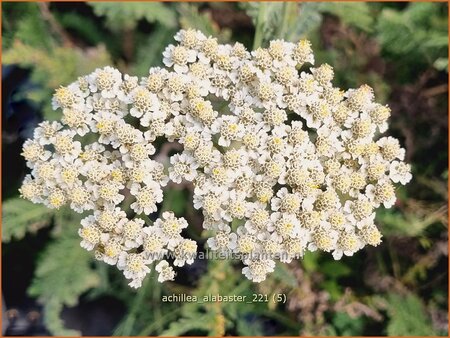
[20,29,412,287]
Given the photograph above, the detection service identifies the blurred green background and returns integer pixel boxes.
[2,2,448,336]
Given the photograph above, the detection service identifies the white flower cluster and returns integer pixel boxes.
[19,66,195,287]
[20,29,411,286]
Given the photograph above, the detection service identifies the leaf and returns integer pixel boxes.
[416,175,448,200]
[302,251,319,273]
[318,2,374,32]
[89,2,176,30]
[3,41,111,120]
[161,188,187,216]
[242,2,286,45]
[178,3,231,42]
[375,3,447,72]
[376,207,445,237]
[160,316,211,336]
[2,3,53,50]
[3,41,111,88]
[332,312,365,336]
[132,24,177,77]
[321,280,343,301]
[272,262,297,287]
[321,261,351,278]
[56,12,106,46]
[423,33,449,48]
[385,293,437,336]
[2,198,54,242]
[376,9,419,54]
[407,2,443,25]
[157,260,258,336]
[13,4,53,49]
[28,211,100,335]
[434,57,448,72]
[288,3,323,40]
[43,299,79,336]
[242,2,322,44]
[236,316,264,336]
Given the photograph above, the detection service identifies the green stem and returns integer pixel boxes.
[278,2,297,40]
[277,2,288,39]
[137,307,181,335]
[114,277,150,335]
[151,276,163,333]
[140,213,153,225]
[253,3,267,50]
[258,308,300,331]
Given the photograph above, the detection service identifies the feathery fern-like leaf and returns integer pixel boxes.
[28,211,100,335]
[2,198,54,242]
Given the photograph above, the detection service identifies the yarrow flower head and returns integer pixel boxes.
[19,29,411,286]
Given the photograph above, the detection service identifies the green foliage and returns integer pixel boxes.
[302,250,320,273]
[2,2,448,336]
[161,188,188,216]
[376,3,448,72]
[321,260,352,279]
[331,312,365,336]
[302,252,353,301]
[272,262,298,288]
[434,57,448,72]
[88,2,176,30]
[2,198,54,242]
[244,2,374,47]
[385,293,437,336]
[178,3,231,42]
[28,209,100,335]
[318,2,374,32]
[236,316,265,336]
[286,3,323,42]
[113,262,252,336]
[3,42,111,120]
[377,207,445,237]
[55,11,106,46]
[160,316,215,336]
[160,260,263,336]
[243,2,322,46]
[132,24,177,76]
[2,3,52,50]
